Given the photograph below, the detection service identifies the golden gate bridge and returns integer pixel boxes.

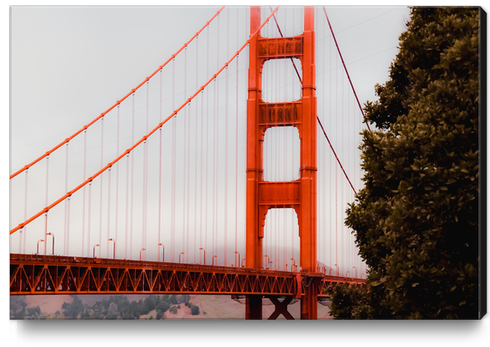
[10,6,388,319]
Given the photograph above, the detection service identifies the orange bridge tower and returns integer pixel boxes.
[245,6,319,320]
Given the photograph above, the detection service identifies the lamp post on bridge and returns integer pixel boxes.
[140,248,146,261]
[212,255,218,266]
[241,258,246,268]
[93,244,100,258]
[290,258,297,272]
[264,255,270,269]
[353,266,357,279]
[234,251,240,268]
[108,238,115,259]
[345,271,350,279]
[46,232,55,255]
[36,239,45,255]
[179,252,185,263]
[158,243,164,262]
[199,248,205,265]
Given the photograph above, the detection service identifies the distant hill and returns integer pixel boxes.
[14,294,332,319]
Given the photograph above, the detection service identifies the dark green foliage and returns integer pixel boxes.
[142,296,157,315]
[364,7,480,130]
[191,304,200,316]
[341,7,481,319]
[80,309,90,319]
[328,285,368,319]
[62,296,84,319]
[156,300,170,313]
[128,301,143,319]
[106,302,119,319]
[26,306,41,318]
[10,296,28,319]
[12,294,199,320]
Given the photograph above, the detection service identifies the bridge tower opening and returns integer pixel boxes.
[245,6,319,320]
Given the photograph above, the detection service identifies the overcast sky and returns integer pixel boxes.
[10,5,410,168]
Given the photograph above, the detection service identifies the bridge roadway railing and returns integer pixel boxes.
[10,254,365,297]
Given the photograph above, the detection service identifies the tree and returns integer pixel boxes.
[62,296,84,319]
[10,296,28,319]
[106,302,119,319]
[142,296,157,315]
[339,7,481,319]
[26,306,41,319]
[156,300,170,313]
[156,310,165,320]
[190,304,200,316]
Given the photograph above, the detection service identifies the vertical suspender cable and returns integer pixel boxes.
[130,95,135,260]
[88,181,92,258]
[44,155,49,255]
[234,41,239,266]
[82,130,87,257]
[199,58,204,261]
[65,142,70,255]
[215,13,220,264]
[183,47,188,262]
[205,28,209,264]
[171,59,176,262]
[185,54,190,263]
[325,15,329,268]
[125,153,129,259]
[158,69,163,261]
[99,117,104,252]
[199,90,204,260]
[212,78,217,261]
[142,81,149,259]
[107,167,111,258]
[335,52,339,272]
[195,36,199,263]
[22,169,28,254]
[224,10,229,266]
[115,105,120,259]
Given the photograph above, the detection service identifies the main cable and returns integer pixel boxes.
[9,7,280,235]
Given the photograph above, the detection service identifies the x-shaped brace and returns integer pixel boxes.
[267,296,294,320]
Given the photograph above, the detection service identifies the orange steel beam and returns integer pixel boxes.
[10,254,297,295]
[10,7,225,180]
[267,296,294,320]
[246,6,319,319]
[9,7,280,236]
[10,254,365,299]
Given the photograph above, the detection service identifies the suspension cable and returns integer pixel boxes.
[10,6,280,238]
[322,7,371,131]
[10,6,225,180]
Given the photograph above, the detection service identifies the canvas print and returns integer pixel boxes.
[9,5,485,320]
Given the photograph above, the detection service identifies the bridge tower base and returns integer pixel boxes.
[245,295,263,320]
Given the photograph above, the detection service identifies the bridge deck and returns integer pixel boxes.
[10,254,364,296]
